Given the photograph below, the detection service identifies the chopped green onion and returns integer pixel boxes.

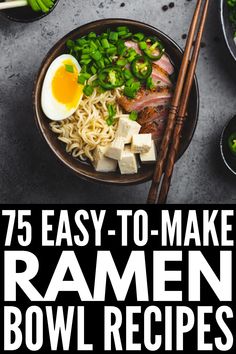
[101,38,110,49]
[91,79,99,87]
[89,41,97,50]
[78,72,91,84]
[104,58,111,65]
[78,75,86,84]
[118,30,128,37]
[107,103,116,117]
[76,38,88,46]
[81,54,90,59]
[106,47,117,56]
[82,48,91,54]
[66,27,167,100]
[80,59,92,65]
[126,49,138,63]
[65,64,74,73]
[88,32,97,39]
[81,65,88,73]
[124,69,133,80]
[97,59,105,69]
[73,45,81,52]
[106,118,114,126]
[101,32,109,39]
[66,39,75,48]
[91,50,102,61]
[116,26,129,32]
[109,31,119,42]
[131,81,141,91]
[146,77,155,90]
[91,66,97,75]
[123,87,136,98]
[116,59,127,67]
[106,104,116,126]
[95,39,102,48]
[139,41,147,50]
[126,78,135,87]
[117,40,127,56]
[124,80,141,98]
[121,33,133,39]
[133,33,145,42]
[83,85,94,96]
[129,111,138,121]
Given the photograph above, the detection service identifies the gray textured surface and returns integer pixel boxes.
[1,0,236,204]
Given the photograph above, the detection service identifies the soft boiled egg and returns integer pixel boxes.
[41,54,83,121]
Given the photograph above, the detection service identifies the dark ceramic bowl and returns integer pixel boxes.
[219,0,236,62]
[0,0,59,23]
[33,18,199,185]
[220,115,236,175]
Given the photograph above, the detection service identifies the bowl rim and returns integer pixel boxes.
[33,18,200,186]
[219,0,236,63]
[220,115,236,176]
[0,0,60,23]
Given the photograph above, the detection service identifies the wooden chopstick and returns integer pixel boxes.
[147,0,205,204]
[157,0,210,204]
[0,1,28,10]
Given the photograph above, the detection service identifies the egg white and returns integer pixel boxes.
[41,54,82,121]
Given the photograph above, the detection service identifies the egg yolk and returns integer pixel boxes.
[52,61,83,108]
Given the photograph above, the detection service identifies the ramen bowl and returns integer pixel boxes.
[219,0,236,63]
[0,0,60,22]
[33,18,199,185]
[220,115,236,175]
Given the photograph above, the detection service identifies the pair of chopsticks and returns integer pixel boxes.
[0,0,28,10]
[147,0,210,204]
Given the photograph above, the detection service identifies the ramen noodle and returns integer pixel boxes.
[50,76,127,161]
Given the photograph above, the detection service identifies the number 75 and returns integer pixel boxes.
[2,210,32,246]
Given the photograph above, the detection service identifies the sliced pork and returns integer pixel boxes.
[154,55,174,75]
[140,119,167,143]
[138,106,169,126]
[125,40,142,55]
[138,106,168,143]
[152,63,173,87]
[118,87,172,113]
[125,40,174,75]
[122,40,174,144]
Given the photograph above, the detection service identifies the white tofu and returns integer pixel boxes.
[140,140,157,163]
[116,117,141,144]
[93,146,117,172]
[105,137,125,161]
[131,133,152,154]
[118,147,138,175]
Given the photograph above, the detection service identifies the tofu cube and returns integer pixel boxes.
[93,146,117,172]
[140,140,157,163]
[105,137,125,161]
[118,147,138,175]
[131,134,152,154]
[116,117,141,144]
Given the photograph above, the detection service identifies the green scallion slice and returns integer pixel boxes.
[65,64,74,73]
[83,85,94,96]
[129,111,138,121]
